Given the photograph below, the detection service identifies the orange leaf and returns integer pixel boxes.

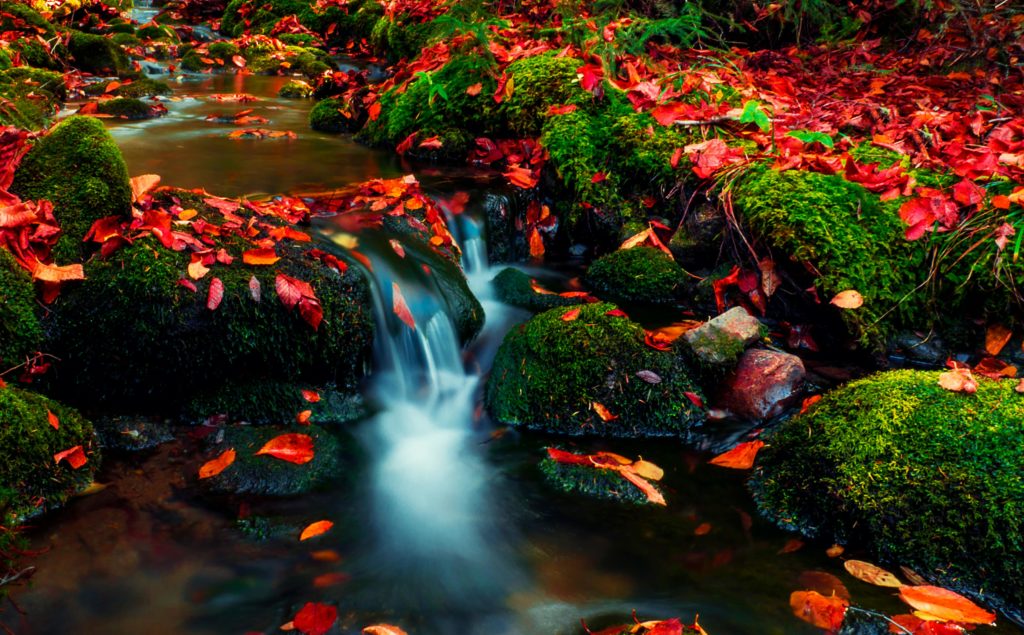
[898,586,996,625]
[790,590,849,631]
[528,227,545,259]
[592,401,617,421]
[242,248,280,265]
[54,445,88,469]
[363,626,409,635]
[709,440,765,469]
[618,468,666,505]
[312,572,350,588]
[301,389,320,403]
[47,410,59,430]
[392,282,415,330]
[32,261,85,283]
[300,519,334,541]
[188,259,209,280]
[694,522,712,536]
[465,82,482,96]
[198,448,236,479]
[561,308,580,321]
[938,369,977,393]
[129,173,160,203]
[843,560,902,588]
[296,409,312,424]
[503,165,538,189]
[255,433,314,465]
[985,324,1013,356]
[232,54,246,68]
[830,289,864,309]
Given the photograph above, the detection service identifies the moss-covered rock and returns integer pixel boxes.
[501,53,592,137]
[47,202,374,411]
[0,67,65,130]
[486,302,704,436]
[85,77,171,98]
[309,97,351,133]
[185,381,366,425]
[0,386,98,522]
[584,246,686,305]
[492,267,584,313]
[67,31,131,76]
[96,96,157,119]
[0,249,43,368]
[7,38,62,70]
[11,116,131,261]
[752,369,1024,608]
[540,457,659,505]
[0,2,57,40]
[278,79,312,98]
[201,424,345,496]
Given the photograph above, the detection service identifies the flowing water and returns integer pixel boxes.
[7,67,1024,634]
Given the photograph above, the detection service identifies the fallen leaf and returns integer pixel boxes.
[198,449,235,479]
[561,308,580,321]
[632,459,664,481]
[985,324,1013,356]
[312,572,350,588]
[249,276,261,302]
[293,602,337,635]
[207,277,224,310]
[32,261,85,283]
[830,290,864,309]
[798,571,851,601]
[47,410,59,430]
[790,590,849,631]
[392,282,415,330]
[465,82,482,96]
[296,409,312,424]
[779,539,805,554]
[188,259,209,280]
[898,586,996,625]
[299,520,334,541]
[301,389,320,403]
[255,433,314,465]
[363,626,409,635]
[694,522,712,536]
[592,401,617,421]
[54,446,88,469]
[938,369,977,393]
[129,173,160,202]
[242,248,280,265]
[636,370,662,384]
[843,560,903,588]
[826,544,845,558]
[709,441,764,469]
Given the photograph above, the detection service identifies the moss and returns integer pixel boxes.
[8,38,61,69]
[278,79,312,98]
[500,53,592,137]
[608,111,699,197]
[0,67,66,101]
[47,204,374,411]
[11,116,131,261]
[751,369,1024,608]
[0,386,98,522]
[486,302,704,436]
[0,2,57,39]
[0,67,65,130]
[309,97,351,133]
[732,164,925,347]
[67,31,131,76]
[585,246,686,305]
[111,32,141,46]
[492,267,583,312]
[540,457,656,505]
[96,96,155,119]
[0,249,43,368]
[115,77,171,97]
[135,23,179,41]
[185,381,365,425]
[201,424,345,496]
[208,41,241,59]
[369,16,435,62]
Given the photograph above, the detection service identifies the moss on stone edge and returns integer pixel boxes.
[86,78,172,98]
[0,67,66,131]
[11,116,131,262]
[540,457,656,505]
[202,424,344,496]
[492,267,583,313]
[751,369,1024,608]
[0,249,43,368]
[309,98,351,133]
[96,97,155,119]
[584,246,686,306]
[185,380,366,425]
[0,386,98,522]
[67,31,130,76]
[486,302,704,436]
[279,80,312,99]
[501,53,592,138]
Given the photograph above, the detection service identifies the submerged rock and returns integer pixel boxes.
[683,306,765,367]
[752,369,1024,609]
[0,386,98,522]
[584,246,687,306]
[715,348,805,420]
[540,458,659,506]
[486,302,704,436]
[94,415,175,451]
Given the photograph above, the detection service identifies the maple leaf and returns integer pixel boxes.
[255,433,315,464]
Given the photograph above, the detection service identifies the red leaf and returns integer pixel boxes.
[302,389,320,403]
[605,308,628,317]
[368,101,382,121]
[709,441,765,469]
[255,433,314,464]
[683,391,704,408]
[396,132,417,155]
[298,297,323,331]
[561,308,580,321]
[199,449,235,479]
[790,590,848,631]
[207,277,224,310]
[591,171,607,184]
[293,602,337,635]
[547,104,578,116]
[898,585,996,625]
[503,166,538,189]
[232,54,246,68]
[54,445,88,469]
[392,282,415,330]
[952,178,984,206]
[296,409,312,424]
[275,273,313,309]
[299,520,334,541]
[47,410,59,429]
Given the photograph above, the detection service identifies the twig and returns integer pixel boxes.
[0,566,34,587]
[845,607,913,634]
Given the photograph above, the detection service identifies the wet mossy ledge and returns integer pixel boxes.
[491,267,583,313]
[540,458,657,506]
[486,302,704,437]
[0,386,98,522]
[751,369,1024,609]
[584,246,687,306]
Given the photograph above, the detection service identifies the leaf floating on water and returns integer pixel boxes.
[843,559,903,588]
[789,590,848,631]
[709,440,764,469]
[779,538,805,554]
[363,625,409,635]
[299,520,334,541]
[293,602,337,635]
[255,433,314,465]
[546,447,666,505]
[636,370,662,384]
[826,544,845,558]
[890,614,968,635]
[392,282,415,330]
[198,448,235,479]
[898,585,997,625]
[797,571,851,601]
[54,445,88,469]
[830,289,864,309]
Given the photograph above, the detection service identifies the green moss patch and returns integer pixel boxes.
[186,381,366,425]
[0,249,43,368]
[540,458,658,506]
[585,246,686,306]
[492,267,583,312]
[486,302,704,436]
[67,31,131,76]
[96,96,159,119]
[752,369,1024,608]
[0,67,66,130]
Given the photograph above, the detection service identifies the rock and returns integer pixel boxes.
[683,306,765,367]
[0,386,98,521]
[278,80,313,99]
[486,302,704,437]
[185,381,366,425]
[669,202,725,267]
[0,68,66,130]
[492,267,583,313]
[67,31,130,76]
[96,97,162,120]
[751,369,1024,610]
[717,349,805,420]
[584,246,687,306]
[94,415,175,451]
[0,249,42,368]
[540,457,661,506]
[888,331,947,366]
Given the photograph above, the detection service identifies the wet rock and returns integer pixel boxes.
[888,331,947,366]
[94,415,175,451]
[201,424,345,497]
[838,611,889,635]
[716,349,805,420]
[752,369,1024,611]
[584,246,686,306]
[669,202,725,267]
[492,267,583,313]
[486,302,704,437]
[67,31,130,76]
[683,306,765,367]
[0,68,66,130]
[96,97,163,120]
[278,80,313,99]
[185,381,366,426]
[540,458,659,506]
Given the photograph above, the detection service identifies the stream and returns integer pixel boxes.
[5,65,1023,635]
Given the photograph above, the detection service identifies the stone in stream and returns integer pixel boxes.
[715,349,805,420]
[683,306,765,367]
[491,267,583,313]
[486,302,704,437]
[751,369,1024,612]
[540,458,661,506]
[584,246,687,306]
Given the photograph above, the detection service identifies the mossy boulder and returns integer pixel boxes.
[501,53,592,137]
[0,67,66,130]
[278,80,312,98]
[0,386,98,522]
[96,96,157,119]
[492,267,583,313]
[67,31,131,76]
[86,77,171,98]
[11,116,131,261]
[0,249,43,367]
[752,369,1024,608]
[584,246,686,306]
[8,38,62,70]
[201,424,345,496]
[540,457,660,506]
[486,302,704,436]
[309,97,351,133]
[185,381,366,425]
[47,203,374,411]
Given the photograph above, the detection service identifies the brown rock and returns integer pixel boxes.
[717,349,805,420]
